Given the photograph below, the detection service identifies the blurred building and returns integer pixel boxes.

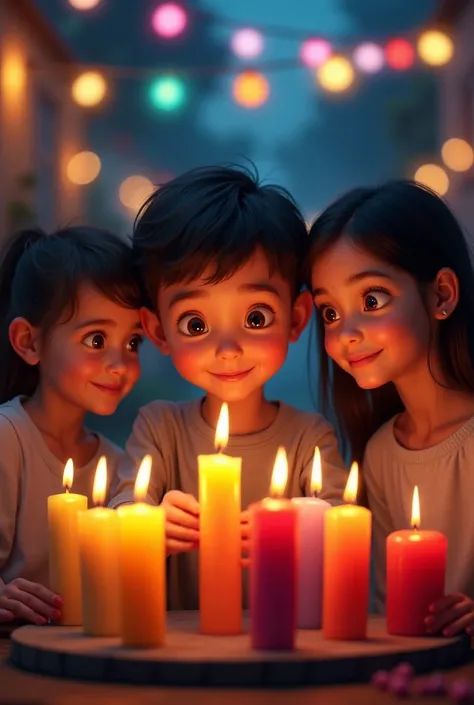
[438,0,474,232]
[0,0,83,240]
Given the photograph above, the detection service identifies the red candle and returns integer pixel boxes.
[250,447,298,650]
[387,486,447,636]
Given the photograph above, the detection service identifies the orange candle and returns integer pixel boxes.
[48,459,87,625]
[322,462,372,640]
[198,403,242,635]
[117,455,166,647]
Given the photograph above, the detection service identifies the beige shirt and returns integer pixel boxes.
[364,414,474,613]
[0,396,123,588]
[109,398,348,610]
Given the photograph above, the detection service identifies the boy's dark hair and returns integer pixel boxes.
[0,226,141,404]
[133,164,308,309]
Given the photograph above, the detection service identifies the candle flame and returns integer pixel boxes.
[311,446,322,495]
[63,458,74,492]
[270,447,288,498]
[92,456,107,507]
[343,461,359,504]
[411,485,420,529]
[134,454,152,503]
[215,402,229,452]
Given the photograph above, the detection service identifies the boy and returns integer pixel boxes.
[109,165,347,609]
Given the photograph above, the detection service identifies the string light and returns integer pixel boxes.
[385,38,415,71]
[149,76,186,111]
[300,39,332,68]
[233,71,269,108]
[68,0,101,9]
[441,138,474,172]
[231,28,264,59]
[417,30,454,67]
[414,164,449,196]
[66,151,101,185]
[119,175,155,211]
[72,71,106,107]
[317,56,354,93]
[353,42,384,73]
[152,3,187,38]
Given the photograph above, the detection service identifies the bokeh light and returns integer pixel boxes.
[353,42,384,73]
[417,30,454,67]
[233,71,269,109]
[441,138,474,172]
[1,44,26,97]
[119,175,155,211]
[152,3,187,38]
[231,28,264,59]
[66,151,101,185]
[385,38,415,71]
[68,0,101,9]
[300,38,332,68]
[72,71,107,107]
[317,56,354,93]
[414,164,449,196]
[149,76,186,111]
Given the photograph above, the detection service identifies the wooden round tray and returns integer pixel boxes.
[9,612,472,688]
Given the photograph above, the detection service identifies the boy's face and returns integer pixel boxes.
[141,248,311,404]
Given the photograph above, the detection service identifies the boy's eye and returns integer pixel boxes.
[363,290,391,311]
[320,306,340,324]
[177,315,209,337]
[127,335,143,352]
[82,332,105,349]
[245,307,274,329]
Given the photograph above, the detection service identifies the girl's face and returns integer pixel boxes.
[38,283,142,416]
[310,236,433,390]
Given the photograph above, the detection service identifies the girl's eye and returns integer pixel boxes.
[127,335,143,353]
[320,306,340,324]
[177,315,209,337]
[363,290,391,312]
[245,307,275,329]
[83,332,105,349]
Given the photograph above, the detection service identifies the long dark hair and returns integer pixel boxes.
[307,180,474,464]
[0,226,141,404]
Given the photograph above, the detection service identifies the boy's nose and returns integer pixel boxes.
[216,338,243,360]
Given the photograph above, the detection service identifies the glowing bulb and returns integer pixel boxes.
[441,138,474,172]
[66,151,101,185]
[149,76,186,111]
[414,164,449,196]
[231,28,264,59]
[300,38,332,68]
[317,56,354,93]
[72,71,106,107]
[233,71,269,109]
[214,403,229,451]
[68,0,101,9]
[385,38,415,71]
[270,447,288,498]
[353,42,384,73]
[417,30,453,67]
[119,175,154,211]
[152,3,187,38]
[134,455,152,503]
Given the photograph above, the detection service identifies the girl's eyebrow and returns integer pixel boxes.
[74,318,117,330]
[312,270,393,297]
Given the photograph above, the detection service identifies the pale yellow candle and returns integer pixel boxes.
[78,456,121,637]
[48,459,87,625]
[117,454,166,648]
[199,402,242,635]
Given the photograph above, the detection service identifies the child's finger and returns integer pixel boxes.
[13,579,61,607]
[165,521,199,543]
[0,608,14,623]
[166,538,198,555]
[165,505,199,530]
[169,492,199,515]
[0,596,46,625]
[429,593,464,613]
[425,603,473,634]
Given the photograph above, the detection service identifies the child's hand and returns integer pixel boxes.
[425,593,474,636]
[161,490,199,555]
[0,578,63,625]
[241,510,250,568]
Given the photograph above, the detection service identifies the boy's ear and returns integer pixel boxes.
[9,317,41,366]
[140,307,170,355]
[289,290,313,343]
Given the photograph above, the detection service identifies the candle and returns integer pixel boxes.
[78,457,121,637]
[250,447,298,650]
[48,459,87,625]
[117,455,166,647]
[322,462,372,640]
[198,403,242,635]
[386,486,447,636]
[292,447,330,629]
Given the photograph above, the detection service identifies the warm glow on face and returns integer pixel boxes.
[134,454,152,503]
[215,402,229,451]
[311,446,322,495]
[270,447,288,498]
[63,458,74,491]
[92,456,107,506]
[411,485,420,529]
[343,462,359,503]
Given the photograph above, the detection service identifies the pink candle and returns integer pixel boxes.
[292,447,330,629]
[250,447,298,650]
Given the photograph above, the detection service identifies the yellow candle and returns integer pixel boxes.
[198,402,242,635]
[322,462,372,640]
[48,459,87,625]
[117,455,166,647]
[78,456,121,637]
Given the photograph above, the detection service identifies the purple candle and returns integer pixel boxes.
[250,447,298,650]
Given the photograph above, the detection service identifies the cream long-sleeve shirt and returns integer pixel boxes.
[364,414,474,613]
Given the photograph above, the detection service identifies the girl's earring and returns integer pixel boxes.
[441,309,448,317]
